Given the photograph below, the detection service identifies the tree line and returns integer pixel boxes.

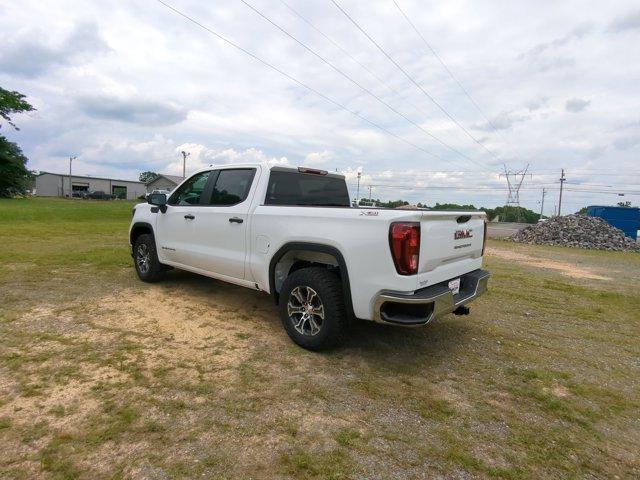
[358,198,544,223]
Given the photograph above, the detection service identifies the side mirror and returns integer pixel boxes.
[148,193,168,212]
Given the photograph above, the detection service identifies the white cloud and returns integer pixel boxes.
[565,98,591,113]
[1,0,639,213]
[304,150,333,165]
[162,145,289,176]
[0,22,110,78]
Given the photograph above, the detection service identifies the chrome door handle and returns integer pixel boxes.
[229,217,243,224]
[184,214,195,220]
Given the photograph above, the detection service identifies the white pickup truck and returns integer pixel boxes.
[129,163,489,350]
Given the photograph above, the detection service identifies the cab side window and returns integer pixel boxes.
[168,171,211,206]
[208,169,256,206]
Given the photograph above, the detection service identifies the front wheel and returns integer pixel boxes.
[278,267,348,351]
[133,234,165,282]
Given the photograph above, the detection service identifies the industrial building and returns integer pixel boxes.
[35,172,146,200]
[145,174,184,192]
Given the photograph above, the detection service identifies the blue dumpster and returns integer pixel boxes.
[586,205,640,240]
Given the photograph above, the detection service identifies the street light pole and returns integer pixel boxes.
[68,156,77,197]
[181,151,190,179]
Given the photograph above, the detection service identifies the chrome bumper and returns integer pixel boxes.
[373,269,490,326]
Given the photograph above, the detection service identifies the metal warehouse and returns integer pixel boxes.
[35,172,146,200]
[145,174,184,193]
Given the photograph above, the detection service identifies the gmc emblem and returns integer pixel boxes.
[454,229,473,240]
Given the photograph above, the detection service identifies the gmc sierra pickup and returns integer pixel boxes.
[129,163,490,350]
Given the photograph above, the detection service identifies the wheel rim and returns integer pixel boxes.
[287,286,325,337]
[136,243,151,274]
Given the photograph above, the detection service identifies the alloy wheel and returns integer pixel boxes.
[287,286,325,336]
[136,243,151,275]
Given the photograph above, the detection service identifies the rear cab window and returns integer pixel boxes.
[265,170,350,207]
[208,168,256,206]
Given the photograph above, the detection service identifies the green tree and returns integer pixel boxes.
[484,205,540,223]
[139,171,159,183]
[1,88,34,130]
[432,202,478,211]
[0,137,32,197]
[385,199,409,208]
[0,87,35,197]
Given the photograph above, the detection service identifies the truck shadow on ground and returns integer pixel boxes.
[154,269,473,362]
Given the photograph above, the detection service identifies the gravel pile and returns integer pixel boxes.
[510,214,640,252]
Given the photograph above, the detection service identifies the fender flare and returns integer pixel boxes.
[268,242,355,320]
[129,222,154,245]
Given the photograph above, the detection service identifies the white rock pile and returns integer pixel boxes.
[509,214,639,252]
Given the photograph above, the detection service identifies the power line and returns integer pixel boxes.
[361,169,499,176]
[331,0,502,163]
[356,170,638,188]
[563,188,640,195]
[347,183,514,192]
[154,0,460,164]
[240,0,492,172]
[531,172,640,178]
[527,168,640,173]
[345,182,640,194]
[391,0,508,143]
[281,0,432,121]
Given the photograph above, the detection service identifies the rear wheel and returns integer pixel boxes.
[278,267,348,351]
[133,234,164,282]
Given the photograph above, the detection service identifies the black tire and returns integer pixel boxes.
[133,234,165,283]
[278,267,348,351]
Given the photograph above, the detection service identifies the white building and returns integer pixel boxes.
[35,172,146,200]
[145,174,184,193]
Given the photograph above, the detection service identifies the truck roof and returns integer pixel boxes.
[193,163,346,180]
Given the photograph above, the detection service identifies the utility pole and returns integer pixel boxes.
[558,169,566,216]
[68,156,77,197]
[356,171,361,206]
[368,185,372,204]
[539,188,546,218]
[181,150,190,179]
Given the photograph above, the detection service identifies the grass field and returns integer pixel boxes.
[1,197,639,479]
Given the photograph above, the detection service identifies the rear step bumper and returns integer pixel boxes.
[372,269,490,326]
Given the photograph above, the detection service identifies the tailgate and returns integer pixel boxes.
[417,211,485,277]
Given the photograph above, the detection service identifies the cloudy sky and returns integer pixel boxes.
[1,0,639,212]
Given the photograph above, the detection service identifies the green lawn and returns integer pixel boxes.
[1,197,639,479]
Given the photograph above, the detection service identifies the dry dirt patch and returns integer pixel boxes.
[486,246,612,281]
[92,284,279,379]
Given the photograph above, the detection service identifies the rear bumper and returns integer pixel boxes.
[372,269,490,326]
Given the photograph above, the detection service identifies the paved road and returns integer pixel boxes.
[487,222,530,239]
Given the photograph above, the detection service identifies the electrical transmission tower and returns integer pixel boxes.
[500,164,531,222]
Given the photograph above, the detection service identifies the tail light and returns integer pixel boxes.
[482,219,488,256]
[389,222,420,275]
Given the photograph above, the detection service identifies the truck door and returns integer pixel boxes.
[184,167,258,280]
[155,170,212,265]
